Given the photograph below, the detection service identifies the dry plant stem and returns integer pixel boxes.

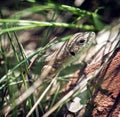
[42,76,89,117]
[26,78,57,117]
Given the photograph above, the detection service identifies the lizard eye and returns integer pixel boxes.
[79,39,85,44]
[70,51,75,56]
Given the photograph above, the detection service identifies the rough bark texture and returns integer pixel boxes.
[85,48,120,117]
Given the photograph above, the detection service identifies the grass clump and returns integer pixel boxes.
[0,1,105,117]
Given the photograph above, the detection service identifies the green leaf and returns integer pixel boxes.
[80,88,91,105]
[92,13,104,30]
[27,0,36,3]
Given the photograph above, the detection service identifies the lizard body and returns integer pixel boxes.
[44,32,96,76]
[2,32,96,115]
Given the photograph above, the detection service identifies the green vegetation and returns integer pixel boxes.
[0,0,115,116]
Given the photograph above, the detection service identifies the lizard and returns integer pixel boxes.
[2,32,96,116]
[43,32,96,76]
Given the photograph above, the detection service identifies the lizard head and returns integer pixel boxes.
[66,32,96,56]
